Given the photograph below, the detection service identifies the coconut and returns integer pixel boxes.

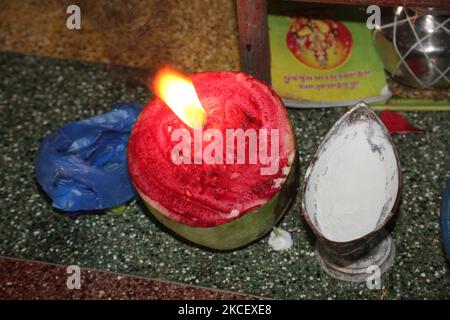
[302,103,401,244]
[128,71,298,250]
[301,103,401,282]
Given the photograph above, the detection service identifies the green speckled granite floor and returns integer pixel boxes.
[1,52,449,299]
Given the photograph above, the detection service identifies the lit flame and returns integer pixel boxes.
[152,67,207,129]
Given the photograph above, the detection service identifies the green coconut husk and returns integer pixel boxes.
[140,154,299,251]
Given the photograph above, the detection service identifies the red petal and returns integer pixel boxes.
[379,110,424,134]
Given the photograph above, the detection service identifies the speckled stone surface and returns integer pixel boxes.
[1,52,449,299]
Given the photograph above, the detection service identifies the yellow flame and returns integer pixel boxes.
[153,67,207,129]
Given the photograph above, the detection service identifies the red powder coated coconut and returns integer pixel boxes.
[128,71,298,249]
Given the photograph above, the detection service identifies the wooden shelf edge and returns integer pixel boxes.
[283,0,450,8]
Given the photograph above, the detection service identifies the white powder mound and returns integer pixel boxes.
[268,228,293,251]
[305,121,398,242]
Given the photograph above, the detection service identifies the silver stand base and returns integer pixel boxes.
[315,232,396,283]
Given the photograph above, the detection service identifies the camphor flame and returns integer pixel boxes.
[152,66,207,129]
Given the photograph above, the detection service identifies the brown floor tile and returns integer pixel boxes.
[0,257,257,300]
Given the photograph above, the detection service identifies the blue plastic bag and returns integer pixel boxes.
[35,103,141,213]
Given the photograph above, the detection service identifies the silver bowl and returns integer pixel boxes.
[373,6,450,89]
